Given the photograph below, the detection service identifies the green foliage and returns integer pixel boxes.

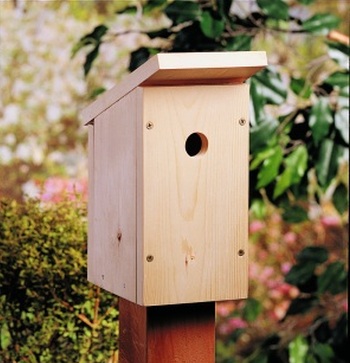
[216,237,348,362]
[302,13,341,34]
[75,0,349,223]
[72,24,109,76]
[0,199,118,362]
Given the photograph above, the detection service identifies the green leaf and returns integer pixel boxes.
[73,24,109,76]
[311,343,335,363]
[315,139,343,187]
[252,69,288,105]
[289,335,309,363]
[217,0,233,18]
[324,71,350,88]
[285,262,317,285]
[72,24,108,57]
[250,80,265,126]
[165,0,201,25]
[143,0,168,14]
[1,322,12,350]
[257,145,283,188]
[200,11,225,39]
[338,86,349,107]
[147,28,171,39]
[290,77,312,99]
[335,107,349,144]
[257,0,288,20]
[327,42,350,70]
[115,5,137,14]
[302,13,340,35]
[250,147,277,170]
[88,87,106,100]
[309,98,333,146]
[286,297,318,315]
[297,246,328,264]
[250,116,279,152]
[225,35,252,51]
[333,183,348,215]
[274,145,308,198]
[281,203,308,223]
[297,0,315,4]
[274,169,293,199]
[242,298,262,322]
[306,356,318,363]
[83,45,101,76]
[318,262,347,295]
[129,47,152,72]
[250,199,267,219]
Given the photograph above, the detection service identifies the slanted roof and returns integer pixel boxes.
[82,51,268,125]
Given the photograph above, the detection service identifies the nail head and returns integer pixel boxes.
[146,255,154,262]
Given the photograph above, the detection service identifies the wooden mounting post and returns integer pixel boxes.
[119,298,216,362]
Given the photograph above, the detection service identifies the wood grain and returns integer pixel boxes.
[119,298,215,363]
[140,84,249,305]
[88,91,139,301]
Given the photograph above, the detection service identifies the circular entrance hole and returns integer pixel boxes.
[185,132,208,157]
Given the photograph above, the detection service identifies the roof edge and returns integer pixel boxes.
[81,51,267,125]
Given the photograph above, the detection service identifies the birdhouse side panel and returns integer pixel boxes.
[140,85,249,305]
[88,92,139,302]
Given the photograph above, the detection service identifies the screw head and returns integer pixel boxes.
[146,255,154,262]
[239,118,246,126]
[238,249,245,257]
[146,122,154,130]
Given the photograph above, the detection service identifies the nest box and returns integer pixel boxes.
[82,51,267,306]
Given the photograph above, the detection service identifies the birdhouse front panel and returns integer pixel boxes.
[138,84,250,305]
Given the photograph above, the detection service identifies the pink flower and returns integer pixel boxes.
[321,215,341,227]
[249,220,265,234]
[341,298,348,312]
[227,317,248,330]
[216,302,235,318]
[249,263,259,278]
[257,250,269,260]
[272,301,289,320]
[281,262,292,274]
[217,317,248,336]
[38,177,87,203]
[260,266,274,280]
[283,231,297,245]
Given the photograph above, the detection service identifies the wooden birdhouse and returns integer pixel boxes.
[82,51,267,306]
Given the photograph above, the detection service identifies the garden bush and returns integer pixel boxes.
[0,198,347,362]
[216,210,348,362]
[0,198,118,363]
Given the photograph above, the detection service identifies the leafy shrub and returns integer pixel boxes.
[0,198,118,362]
[216,212,348,362]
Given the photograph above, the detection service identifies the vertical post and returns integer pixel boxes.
[119,298,216,363]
